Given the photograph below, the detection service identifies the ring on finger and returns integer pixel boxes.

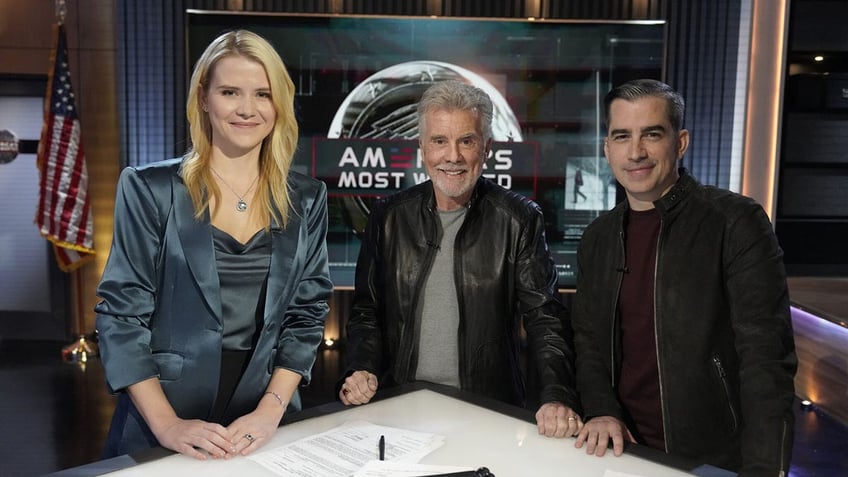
[567,417,577,422]
[244,433,255,443]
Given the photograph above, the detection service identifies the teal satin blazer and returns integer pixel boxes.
[95,158,332,456]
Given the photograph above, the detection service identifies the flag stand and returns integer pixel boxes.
[41,0,99,364]
[62,268,98,364]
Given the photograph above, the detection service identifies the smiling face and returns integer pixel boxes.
[419,108,492,211]
[604,96,690,211]
[203,55,276,159]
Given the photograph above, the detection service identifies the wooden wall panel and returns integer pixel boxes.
[0,0,62,74]
[77,0,117,50]
[65,1,120,338]
[0,0,64,50]
[77,57,120,338]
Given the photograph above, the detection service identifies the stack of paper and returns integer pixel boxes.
[353,461,475,477]
[249,421,448,477]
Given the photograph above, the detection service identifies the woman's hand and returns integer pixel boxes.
[127,378,234,460]
[224,369,299,455]
[226,394,287,456]
[153,417,235,460]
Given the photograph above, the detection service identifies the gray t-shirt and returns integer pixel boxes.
[414,206,466,388]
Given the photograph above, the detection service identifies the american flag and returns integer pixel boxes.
[36,23,95,272]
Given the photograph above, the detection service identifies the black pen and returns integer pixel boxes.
[378,434,385,461]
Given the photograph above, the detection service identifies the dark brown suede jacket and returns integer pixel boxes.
[344,177,579,410]
[573,170,796,476]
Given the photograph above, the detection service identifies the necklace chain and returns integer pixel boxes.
[210,167,259,212]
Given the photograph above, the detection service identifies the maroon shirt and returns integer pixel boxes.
[617,207,665,450]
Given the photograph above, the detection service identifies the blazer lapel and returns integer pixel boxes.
[264,211,300,323]
[173,181,222,323]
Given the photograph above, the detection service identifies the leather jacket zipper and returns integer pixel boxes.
[611,230,626,387]
[454,212,468,389]
[778,416,787,476]
[711,355,740,430]
[653,218,669,452]
[398,205,441,381]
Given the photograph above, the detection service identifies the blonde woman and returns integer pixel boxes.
[95,30,331,460]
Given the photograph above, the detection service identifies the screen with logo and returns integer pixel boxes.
[187,12,665,289]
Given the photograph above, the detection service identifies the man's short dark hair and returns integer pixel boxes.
[603,79,685,131]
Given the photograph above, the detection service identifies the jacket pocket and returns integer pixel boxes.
[153,352,184,381]
[468,338,514,396]
[711,354,740,432]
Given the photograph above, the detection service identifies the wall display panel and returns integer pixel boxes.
[784,113,848,165]
[779,169,848,218]
[0,76,69,340]
[0,97,52,313]
[187,12,665,288]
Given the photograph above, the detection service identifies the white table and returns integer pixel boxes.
[52,384,731,477]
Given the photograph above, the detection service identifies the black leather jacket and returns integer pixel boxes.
[572,170,796,476]
[345,178,579,410]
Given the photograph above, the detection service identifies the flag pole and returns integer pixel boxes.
[61,266,98,364]
[43,0,97,365]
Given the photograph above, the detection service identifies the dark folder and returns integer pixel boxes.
[421,467,494,477]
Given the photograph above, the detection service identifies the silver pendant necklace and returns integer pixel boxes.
[210,167,259,212]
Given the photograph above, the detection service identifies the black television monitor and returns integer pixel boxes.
[187,12,666,289]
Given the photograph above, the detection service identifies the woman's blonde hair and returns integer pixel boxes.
[182,29,298,228]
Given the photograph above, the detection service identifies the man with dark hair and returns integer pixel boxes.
[572,79,796,475]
